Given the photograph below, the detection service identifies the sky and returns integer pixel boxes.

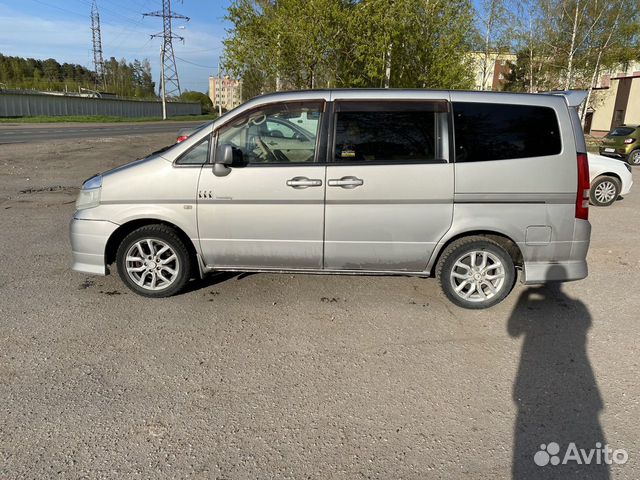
[0,0,232,93]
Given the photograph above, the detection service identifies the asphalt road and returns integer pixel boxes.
[0,130,638,479]
[0,120,205,144]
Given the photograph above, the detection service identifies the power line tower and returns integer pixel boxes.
[144,0,190,105]
[90,0,105,88]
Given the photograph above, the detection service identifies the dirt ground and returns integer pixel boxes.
[0,132,638,479]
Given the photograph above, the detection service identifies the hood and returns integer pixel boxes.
[587,152,623,169]
[101,152,170,178]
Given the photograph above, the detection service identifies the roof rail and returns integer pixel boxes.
[542,90,588,108]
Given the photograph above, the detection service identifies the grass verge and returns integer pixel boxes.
[0,114,218,123]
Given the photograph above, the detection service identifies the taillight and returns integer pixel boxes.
[176,135,188,143]
[624,138,636,144]
[576,152,589,220]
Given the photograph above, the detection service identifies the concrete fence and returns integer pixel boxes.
[0,91,200,118]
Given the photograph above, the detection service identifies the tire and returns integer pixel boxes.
[628,149,640,166]
[589,175,620,207]
[436,236,516,309]
[116,224,192,298]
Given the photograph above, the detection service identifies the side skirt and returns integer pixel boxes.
[201,265,432,278]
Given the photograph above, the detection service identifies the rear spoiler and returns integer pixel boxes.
[542,90,588,108]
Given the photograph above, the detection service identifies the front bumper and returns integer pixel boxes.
[69,218,119,275]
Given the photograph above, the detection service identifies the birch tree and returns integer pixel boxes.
[476,0,512,90]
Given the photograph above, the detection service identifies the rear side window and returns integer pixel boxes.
[333,102,448,164]
[453,102,561,162]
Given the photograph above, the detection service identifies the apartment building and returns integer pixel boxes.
[469,52,517,91]
[208,75,242,112]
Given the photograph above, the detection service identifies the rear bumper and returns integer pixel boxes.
[522,260,588,284]
[598,148,628,160]
[521,218,590,284]
[69,218,119,275]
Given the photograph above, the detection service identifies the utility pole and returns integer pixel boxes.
[144,0,190,119]
[90,0,105,89]
[160,47,167,120]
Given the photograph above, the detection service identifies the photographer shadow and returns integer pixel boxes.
[508,266,609,479]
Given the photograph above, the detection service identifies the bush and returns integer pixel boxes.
[179,90,213,114]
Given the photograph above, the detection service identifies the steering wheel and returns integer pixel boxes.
[256,137,277,163]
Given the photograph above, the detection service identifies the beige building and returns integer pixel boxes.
[208,76,242,111]
[468,52,517,91]
[586,73,640,135]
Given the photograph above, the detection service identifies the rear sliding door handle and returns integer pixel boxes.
[286,177,322,189]
[328,176,364,189]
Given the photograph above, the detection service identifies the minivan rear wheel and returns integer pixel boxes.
[437,237,516,309]
[116,225,192,297]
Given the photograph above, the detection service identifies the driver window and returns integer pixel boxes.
[217,101,322,164]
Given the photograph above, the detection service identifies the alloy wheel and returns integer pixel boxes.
[449,250,506,303]
[124,238,180,291]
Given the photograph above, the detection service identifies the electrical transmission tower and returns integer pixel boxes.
[90,0,105,88]
[144,1,190,101]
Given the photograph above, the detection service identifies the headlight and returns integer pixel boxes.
[76,174,102,210]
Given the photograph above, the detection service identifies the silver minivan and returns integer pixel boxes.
[70,89,591,309]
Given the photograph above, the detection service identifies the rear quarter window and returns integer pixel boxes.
[453,102,562,162]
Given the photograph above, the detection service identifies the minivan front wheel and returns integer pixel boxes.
[116,225,192,297]
[437,237,516,309]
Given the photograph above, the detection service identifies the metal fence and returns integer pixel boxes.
[0,91,200,118]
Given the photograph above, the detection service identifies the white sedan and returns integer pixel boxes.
[588,153,633,207]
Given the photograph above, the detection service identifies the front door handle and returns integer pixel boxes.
[286,177,322,189]
[328,176,364,189]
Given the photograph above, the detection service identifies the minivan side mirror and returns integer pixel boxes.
[213,144,233,177]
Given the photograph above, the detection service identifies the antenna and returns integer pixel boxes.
[90,0,105,88]
[144,0,190,103]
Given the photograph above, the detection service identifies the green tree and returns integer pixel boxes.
[344,0,476,89]
[222,0,476,95]
[0,53,156,97]
[179,90,214,114]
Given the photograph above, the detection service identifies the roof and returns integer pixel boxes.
[213,88,582,127]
